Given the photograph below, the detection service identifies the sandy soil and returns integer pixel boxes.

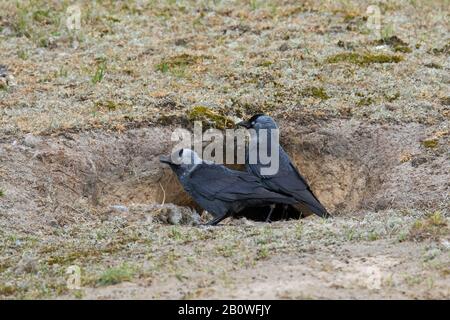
[0,0,449,299]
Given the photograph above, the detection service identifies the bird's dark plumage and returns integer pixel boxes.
[237,115,330,218]
[160,149,296,225]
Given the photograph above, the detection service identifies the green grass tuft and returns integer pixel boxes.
[91,59,107,84]
[256,245,270,260]
[155,53,208,76]
[97,264,136,286]
[408,212,447,241]
[326,52,403,66]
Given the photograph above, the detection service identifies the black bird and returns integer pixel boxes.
[237,114,330,219]
[160,148,297,225]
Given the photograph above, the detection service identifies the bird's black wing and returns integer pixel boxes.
[265,165,329,218]
[250,148,329,218]
[187,164,295,204]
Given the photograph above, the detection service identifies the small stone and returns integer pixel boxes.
[168,209,183,225]
[110,205,129,213]
[6,74,16,87]
[0,64,7,77]
[411,156,427,168]
[23,134,42,148]
[279,43,290,52]
[174,38,188,46]
[47,219,59,228]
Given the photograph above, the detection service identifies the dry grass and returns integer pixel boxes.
[0,209,448,299]
[0,0,448,137]
[0,0,449,300]
[408,211,448,241]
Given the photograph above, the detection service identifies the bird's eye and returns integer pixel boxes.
[251,122,255,126]
[178,149,183,157]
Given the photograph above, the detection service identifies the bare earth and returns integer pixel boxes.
[0,0,449,299]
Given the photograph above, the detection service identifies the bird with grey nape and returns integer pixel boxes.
[237,114,330,220]
[159,149,297,225]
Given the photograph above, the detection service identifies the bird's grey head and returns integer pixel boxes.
[237,114,278,130]
[160,148,202,176]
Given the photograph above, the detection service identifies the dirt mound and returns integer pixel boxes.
[0,120,448,233]
[280,119,449,213]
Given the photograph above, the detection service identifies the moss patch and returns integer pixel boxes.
[187,106,235,129]
[422,138,438,149]
[393,45,412,53]
[0,284,16,297]
[94,100,126,112]
[257,60,273,68]
[156,53,209,72]
[326,52,403,66]
[301,86,330,100]
[356,97,374,107]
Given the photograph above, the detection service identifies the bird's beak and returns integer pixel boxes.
[159,155,172,164]
[236,120,251,129]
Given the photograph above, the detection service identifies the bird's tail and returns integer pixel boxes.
[294,195,330,218]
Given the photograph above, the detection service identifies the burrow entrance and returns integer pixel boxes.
[0,120,447,231]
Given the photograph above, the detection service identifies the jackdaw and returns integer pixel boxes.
[160,148,297,225]
[237,114,330,219]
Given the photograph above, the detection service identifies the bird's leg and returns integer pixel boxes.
[205,213,228,226]
[282,204,288,220]
[265,204,275,223]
